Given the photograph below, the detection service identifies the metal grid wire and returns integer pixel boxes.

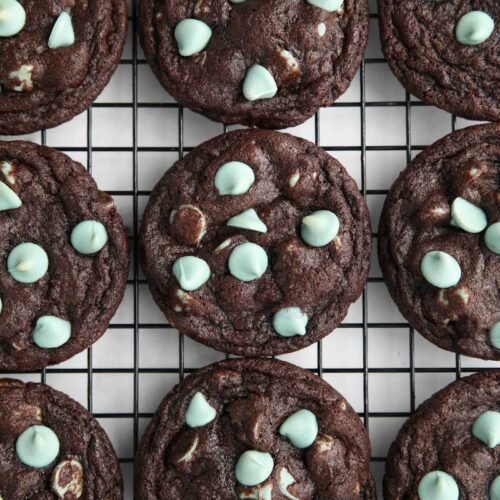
[1,0,499,497]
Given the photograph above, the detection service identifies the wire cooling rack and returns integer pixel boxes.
[1,0,499,497]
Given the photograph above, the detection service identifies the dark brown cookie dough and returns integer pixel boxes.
[140,129,371,356]
[135,358,376,499]
[384,370,500,499]
[0,141,129,371]
[378,123,500,360]
[0,0,128,136]
[378,0,499,122]
[138,0,368,129]
[0,378,122,499]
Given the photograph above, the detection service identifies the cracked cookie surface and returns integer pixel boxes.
[378,123,500,360]
[140,129,371,356]
[378,0,499,121]
[0,141,129,370]
[0,378,122,499]
[0,0,128,135]
[135,358,376,499]
[138,0,368,129]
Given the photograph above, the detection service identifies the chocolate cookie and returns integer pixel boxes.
[135,358,375,499]
[140,129,371,356]
[0,141,129,371]
[384,370,500,499]
[378,123,500,360]
[0,378,122,499]
[0,0,128,136]
[378,0,499,122]
[138,0,368,129]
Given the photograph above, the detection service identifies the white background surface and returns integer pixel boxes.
[1,0,498,497]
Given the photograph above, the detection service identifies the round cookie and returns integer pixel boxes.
[0,0,128,136]
[0,141,129,370]
[378,123,500,360]
[138,0,369,129]
[384,370,500,499]
[139,129,371,356]
[378,0,499,122]
[135,358,376,499]
[0,378,122,498]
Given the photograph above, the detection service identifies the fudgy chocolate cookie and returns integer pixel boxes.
[135,358,376,499]
[0,141,129,370]
[0,378,122,499]
[384,370,500,499]
[0,0,128,136]
[378,123,500,360]
[140,129,371,356]
[378,0,499,121]
[138,0,368,129]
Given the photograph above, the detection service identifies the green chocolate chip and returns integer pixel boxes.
[214,161,255,196]
[490,322,500,349]
[242,64,277,102]
[491,476,500,500]
[228,242,268,282]
[0,180,21,210]
[185,392,216,428]
[32,316,71,349]
[227,208,267,233]
[450,197,487,233]
[7,243,49,284]
[235,450,274,487]
[472,411,500,448]
[172,255,211,291]
[317,23,326,37]
[273,307,308,337]
[16,425,60,468]
[175,19,212,57]
[417,471,459,500]
[301,210,339,247]
[71,220,108,255]
[0,0,25,37]
[279,409,318,449]
[229,0,247,3]
[420,251,461,289]
[455,11,494,46]
[48,11,75,49]
[485,222,500,254]
[307,0,344,12]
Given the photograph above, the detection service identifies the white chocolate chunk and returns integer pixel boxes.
[315,433,335,452]
[317,22,326,37]
[437,289,449,306]
[279,468,299,500]
[176,289,191,304]
[215,238,232,253]
[51,459,84,499]
[289,172,300,188]
[1,162,15,184]
[455,287,469,304]
[193,0,211,15]
[170,204,207,245]
[278,49,299,72]
[178,435,199,463]
[431,207,448,216]
[8,64,34,92]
